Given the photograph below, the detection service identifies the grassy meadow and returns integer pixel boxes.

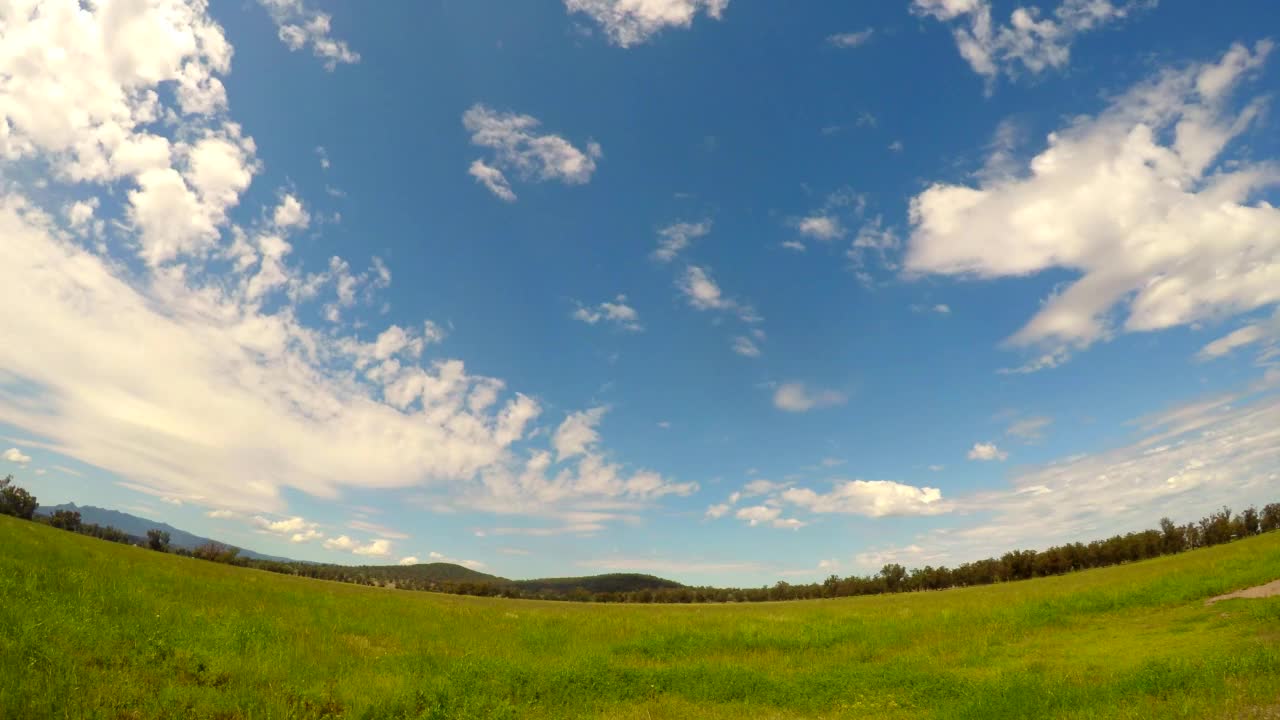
[2,515,1278,719]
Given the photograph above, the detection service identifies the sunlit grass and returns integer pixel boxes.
[2,514,1278,718]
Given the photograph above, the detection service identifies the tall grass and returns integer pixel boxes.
[1,515,1277,719]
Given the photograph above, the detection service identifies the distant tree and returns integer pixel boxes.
[146,529,171,552]
[1159,518,1186,554]
[1200,507,1234,546]
[0,475,38,519]
[49,509,82,532]
[1263,504,1280,533]
[1240,507,1260,536]
[879,564,907,593]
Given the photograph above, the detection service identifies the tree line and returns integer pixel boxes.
[4,473,1279,603]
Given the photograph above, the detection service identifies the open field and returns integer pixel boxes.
[2,515,1278,719]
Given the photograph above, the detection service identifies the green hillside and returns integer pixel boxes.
[2,514,1278,719]
[355,561,507,584]
[513,573,683,595]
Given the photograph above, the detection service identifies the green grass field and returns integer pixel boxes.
[2,515,1278,719]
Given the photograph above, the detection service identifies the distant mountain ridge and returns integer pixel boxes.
[34,502,686,593]
[35,503,292,563]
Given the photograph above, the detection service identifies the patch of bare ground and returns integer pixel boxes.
[1225,705,1280,720]
[1205,579,1280,606]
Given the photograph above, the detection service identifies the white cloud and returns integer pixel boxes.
[912,0,1153,88]
[781,240,807,252]
[323,535,355,551]
[0,0,677,536]
[272,194,310,230]
[888,140,904,152]
[258,0,360,70]
[911,303,952,315]
[796,215,845,241]
[573,295,643,332]
[654,220,711,262]
[907,42,1280,367]
[731,335,761,358]
[967,442,1009,461]
[874,380,1280,568]
[1199,311,1280,361]
[1200,325,1265,359]
[65,198,101,236]
[677,265,759,323]
[463,105,602,201]
[3,448,31,465]
[206,509,236,519]
[705,503,732,519]
[733,505,806,530]
[780,480,947,517]
[742,479,781,497]
[398,556,419,566]
[468,160,516,202]
[565,0,730,48]
[773,383,847,413]
[553,407,608,461]
[427,550,485,570]
[290,529,322,543]
[323,535,390,557]
[1007,416,1052,441]
[827,29,874,48]
[353,539,391,557]
[252,515,323,543]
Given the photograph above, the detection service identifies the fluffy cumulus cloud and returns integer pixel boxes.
[573,296,643,332]
[735,505,804,530]
[788,188,868,252]
[553,407,609,461]
[796,215,845,241]
[653,220,711,262]
[912,0,1153,87]
[422,406,698,535]
[252,515,323,543]
[907,42,1280,369]
[0,0,684,539]
[967,442,1009,461]
[565,0,729,48]
[863,380,1280,569]
[3,448,32,465]
[257,0,360,70]
[677,265,760,323]
[781,480,948,518]
[323,536,390,556]
[773,383,847,413]
[463,105,602,202]
[398,556,419,566]
[707,476,943,528]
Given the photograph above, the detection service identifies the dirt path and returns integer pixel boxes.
[1205,579,1280,606]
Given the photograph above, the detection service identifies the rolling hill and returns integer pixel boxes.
[35,503,292,562]
[34,502,682,592]
[3,514,1278,718]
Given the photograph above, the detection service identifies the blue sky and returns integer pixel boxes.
[2,0,1279,585]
